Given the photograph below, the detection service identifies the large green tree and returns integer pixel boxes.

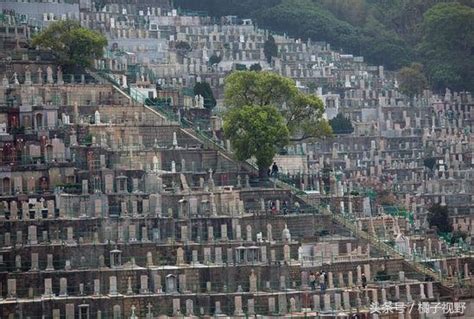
[193,82,217,110]
[223,105,289,177]
[397,63,428,98]
[32,20,107,70]
[418,3,474,92]
[224,71,331,141]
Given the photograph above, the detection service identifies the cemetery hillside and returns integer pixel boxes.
[177,0,474,92]
[0,0,473,318]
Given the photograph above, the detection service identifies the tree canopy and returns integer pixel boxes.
[264,35,278,64]
[329,113,354,134]
[176,0,474,91]
[209,54,222,66]
[193,82,217,109]
[427,203,452,234]
[223,105,289,177]
[249,63,262,72]
[224,71,331,141]
[32,20,107,70]
[397,63,428,98]
[418,3,474,92]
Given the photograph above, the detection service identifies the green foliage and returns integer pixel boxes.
[249,63,262,72]
[225,71,331,141]
[83,134,93,146]
[374,270,390,281]
[329,113,354,135]
[145,97,172,107]
[398,63,428,97]
[193,82,217,109]
[223,105,289,175]
[31,20,107,70]
[176,0,474,90]
[175,41,192,57]
[418,3,474,92]
[450,230,468,245]
[427,204,452,234]
[235,63,247,71]
[264,35,278,64]
[209,54,222,65]
[423,157,436,170]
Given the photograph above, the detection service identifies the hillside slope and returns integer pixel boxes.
[175,0,474,92]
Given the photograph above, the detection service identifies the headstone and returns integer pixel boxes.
[248,298,255,315]
[140,275,149,294]
[172,298,180,316]
[278,294,287,315]
[249,269,257,292]
[59,278,67,296]
[323,294,331,311]
[234,296,244,315]
[343,291,350,310]
[109,276,118,295]
[30,253,39,271]
[186,299,194,316]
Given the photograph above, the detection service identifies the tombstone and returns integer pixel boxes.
[28,225,38,245]
[399,271,405,282]
[15,255,21,271]
[127,277,133,295]
[283,245,291,262]
[166,274,177,293]
[139,275,149,294]
[203,247,211,264]
[185,299,194,316]
[221,224,228,240]
[94,279,100,296]
[215,247,223,264]
[7,279,16,298]
[65,304,74,319]
[208,226,214,241]
[44,278,53,296]
[109,276,118,295]
[280,275,286,290]
[246,225,252,241]
[364,264,371,281]
[328,272,334,288]
[282,224,291,243]
[172,298,181,316]
[395,285,400,300]
[342,291,350,310]
[290,297,297,312]
[178,274,188,293]
[59,278,67,296]
[278,294,287,315]
[405,284,412,302]
[46,66,53,84]
[176,247,185,265]
[153,273,162,293]
[266,224,273,242]
[309,294,319,312]
[30,253,39,271]
[234,296,244,315]
[46,254,54,270]
[323,294,331,311]
[249,269,257,292]
[214,301,222,315]
[268,297,276,313]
